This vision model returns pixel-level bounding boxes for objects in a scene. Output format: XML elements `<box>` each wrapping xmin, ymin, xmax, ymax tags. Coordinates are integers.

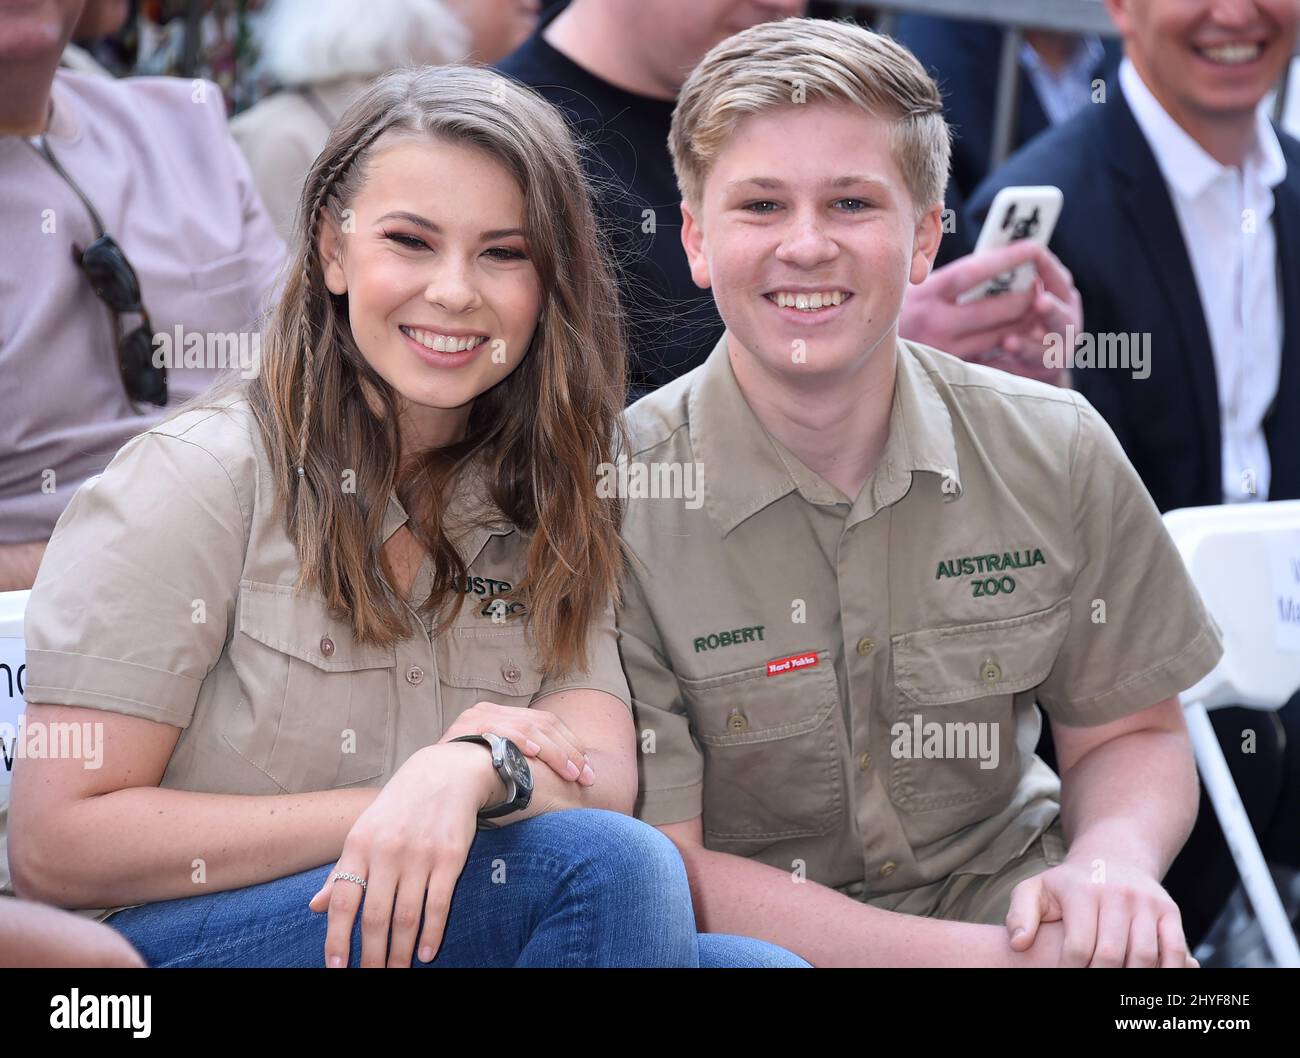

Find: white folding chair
<box><xmin>1163</xmin><ymin>500</ymin><xmax>1300</xmax><ymax>967</ymax></box>
<box><xmin>0</xmin><ymin>590</ymin><xmax>30</xmax><ymax>792</ymax></box>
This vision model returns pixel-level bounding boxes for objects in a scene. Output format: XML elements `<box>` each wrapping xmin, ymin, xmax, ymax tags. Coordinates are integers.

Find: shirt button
<box><xmin>859</xmin><ymin>751</ymin><xmax>872</xmax><ymax>771</ymax></box>
<box><xmin>502</xmin><ymin>663</ymin><xmax>522</xmax><ymax>685</ymax></box>
<box><xmin>879</xmin><ymin>860</ymin><xmax>897</xmax><ymax>877</ymax></box>
<box><xmin>319</xmin><ymin>636</ymin><xmax>335</xmax><ymax>658</ymax></box>
<box><xmin>856</xmin><ymin>636</ymin><xmax>875</xmax><ymax>656</ymax></box>
<box><xmin>406</xmin><ymin>665</ymin><xmax>424</xmax><ymax>686</ymax></box>
<box><xmin>981</xmin><ymin>659</ymin><xmax>1002</xmax><ymax>682</ymax></box>
<box><xmin>727</xmin><ymin>710</ymin><xmax>749</xmax><ymax>733</ymax></box>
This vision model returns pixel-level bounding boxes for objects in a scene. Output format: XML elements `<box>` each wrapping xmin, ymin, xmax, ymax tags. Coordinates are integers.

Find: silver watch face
<box><xmin>503</xmin><ymin>738</ymin><xmax>533</xmax><ymax>793</ymax></box>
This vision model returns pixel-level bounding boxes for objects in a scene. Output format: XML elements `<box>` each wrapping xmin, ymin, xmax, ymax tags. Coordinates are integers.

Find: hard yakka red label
<box><xmin>766</xmin><ymin>651</ymin><xmax>819</xmax><ymax>677</ymax></box>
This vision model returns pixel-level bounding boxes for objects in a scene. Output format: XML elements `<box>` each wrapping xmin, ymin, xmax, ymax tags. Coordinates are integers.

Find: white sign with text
<box><xmin>1271</xmin><ymin>531</ymin><xmax>1300</xmax><ymax>655</ymax></box>
<box><xmin>0</xmin><ymin>636</ymin><xmax>25</xmax><ymax>787</ymax></box>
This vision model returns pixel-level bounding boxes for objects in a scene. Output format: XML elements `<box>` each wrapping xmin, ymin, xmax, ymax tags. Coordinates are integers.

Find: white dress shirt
<box><xmin>1120</xmin><ymin>57</ymin><xmax>1286</xmax><ymax>503</ymax></box>
<box><xmin>1019</xmin><ymin>35</ymin><xmax>1106</xmax><ymax>127</ymax></box>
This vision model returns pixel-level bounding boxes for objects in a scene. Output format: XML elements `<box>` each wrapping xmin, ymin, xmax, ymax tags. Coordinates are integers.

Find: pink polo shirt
<box><xmin>0</xmin><ymin>68</ymin><xmax>285</xmax><ymax>544</ymax></box>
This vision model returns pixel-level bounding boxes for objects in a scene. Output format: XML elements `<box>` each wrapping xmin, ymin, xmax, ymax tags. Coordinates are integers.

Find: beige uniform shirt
<box><xmin>618</xmin><ymin>334</ymin><xmax>1222</xmax><ymax>898</ymax></box>
<box><xmin>0</xmin><ymin>395</ymin><xmax>629</xmax><ymax>920</ymax></box>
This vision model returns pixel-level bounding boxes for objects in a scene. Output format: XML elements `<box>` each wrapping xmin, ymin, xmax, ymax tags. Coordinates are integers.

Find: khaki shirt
<box><xmin>617</xmin><ymin>334</ymin><xmax>1222</xmax><ymax>897</ymax></box>
<box><xmin>0</xmin><ymin>395</ymin><xmax>629</xmax><ymax>920</ymax></box>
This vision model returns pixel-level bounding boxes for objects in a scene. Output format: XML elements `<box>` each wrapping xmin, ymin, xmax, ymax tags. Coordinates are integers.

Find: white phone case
<box><xmin>956</xmin><ymin>185</ymin><xmax>1064</xmax><ymax>305</ymax></box>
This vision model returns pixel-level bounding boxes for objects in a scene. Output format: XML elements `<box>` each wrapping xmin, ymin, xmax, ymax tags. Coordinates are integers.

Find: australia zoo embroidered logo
<box><xmin>935</xmin><ymin>548</ymin><xmax>1046</xmax><ymax>597</ymax></box>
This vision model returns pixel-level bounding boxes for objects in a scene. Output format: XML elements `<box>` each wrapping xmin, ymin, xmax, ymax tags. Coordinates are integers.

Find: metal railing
<box><xmin>867</xmin><ymin>0</ymin><xmax>1116</xmax><ymax>35</ymax></box>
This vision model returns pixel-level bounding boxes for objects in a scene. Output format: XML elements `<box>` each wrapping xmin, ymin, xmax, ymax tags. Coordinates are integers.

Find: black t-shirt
<box><xmin>496</xmin><ymin>20</ymin><xmax>724</xmax><ymax>400</ymax></box>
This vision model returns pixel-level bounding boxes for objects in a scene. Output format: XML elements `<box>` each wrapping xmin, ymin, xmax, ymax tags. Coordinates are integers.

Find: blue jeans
<box><xmin>107</xmin><ymin>808</ymin><xmax>808</xmax><ymax>968</ymax></box>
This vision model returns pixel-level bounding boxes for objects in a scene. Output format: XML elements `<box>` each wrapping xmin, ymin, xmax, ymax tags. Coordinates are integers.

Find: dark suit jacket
<box><xmin>967</xmin><ymin>80</ymin><xmax>1300</xmax><ymax>512</ymax></box>
<box><xmin>895</xmin><ymin>15</ymin><xmax>1119</xmax><ymax>265</ymax></box>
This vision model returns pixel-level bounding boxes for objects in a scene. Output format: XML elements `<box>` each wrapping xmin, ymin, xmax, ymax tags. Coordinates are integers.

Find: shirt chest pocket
<box><xmin>435</xmin><ymin>626</ymin><xmax>544</xmax><ymax>728</ymax></box>
<box><xmin>681</xmin><ymin>651</ymin><xmax>846</xmax><ymax>851</ymax></box>
<box><xmin>888</xmin><ymin>599</ymin><xmax>1070</xmax><ymax>840</ymax></box>
<box><xmin>226</xmin><ymin>582</ymin><xmax>396</xmax><ymax>792</ymax></box>
<box><xmin>169</xmin><ymin>252</ymin><xmax>262</xmax><ymax>330</ymax></box>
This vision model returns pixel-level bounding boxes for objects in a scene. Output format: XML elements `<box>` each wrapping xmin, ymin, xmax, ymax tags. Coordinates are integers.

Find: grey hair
<box><xmin>256</xmin><ymin>0</ymin><xmax>472</xmax><ymax>87</ymax></box>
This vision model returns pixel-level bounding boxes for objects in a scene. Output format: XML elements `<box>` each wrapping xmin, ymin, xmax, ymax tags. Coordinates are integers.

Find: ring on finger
<box><xmin>333</xmin><ymin>871</ymin><xmax>368</xmax><ymax>890</ymax></box>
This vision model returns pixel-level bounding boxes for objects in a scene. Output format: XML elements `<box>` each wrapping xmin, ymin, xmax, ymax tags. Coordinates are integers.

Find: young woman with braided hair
<box><xmin>5</xmin><ymin>64</ymin><xmax>807</xmax><ymax>968</ymax></box>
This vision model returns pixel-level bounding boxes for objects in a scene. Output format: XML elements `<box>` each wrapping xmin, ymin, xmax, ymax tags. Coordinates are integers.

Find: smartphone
<box><xmin>956</xmin><ymin>185</ymin><xmax>1064</xmax><ymax>305</ymax></box>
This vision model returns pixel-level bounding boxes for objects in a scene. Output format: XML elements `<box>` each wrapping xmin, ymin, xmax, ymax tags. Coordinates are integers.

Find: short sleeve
<box><xmin>616</xmin><ymin>564</ymin><xmax>704</xmax><ymax>825</ymax></box>
<box><xmin>534</xmin><ymin>597</ymin><xmax>632</xmax><ymax>712</ymax></box>
<box><xmin>1035</xmin><ymin>394</ymin><xmax>1223</xmax><ymax>725</ymax></box>
<box><xmin>23</xmin><ymin>427</ymin><xmax>249</xmax><ymax>727</ymax></box>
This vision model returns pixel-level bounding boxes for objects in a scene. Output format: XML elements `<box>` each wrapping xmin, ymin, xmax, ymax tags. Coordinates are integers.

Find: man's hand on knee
<box><xmin>1004</xmin><ymin>860</ymin><xmax>1197</xmax><ymax>968</ymax></box>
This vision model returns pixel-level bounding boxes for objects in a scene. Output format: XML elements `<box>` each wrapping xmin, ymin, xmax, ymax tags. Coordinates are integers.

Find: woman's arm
<box><xmin>10</xmin><ymin>689</ymin><xmax>633</xmax><ymax>912</ymax></box>
<box><xmin>8</xmin><ymin>702</ymin><xmax>382</xmax><ymax>909</ymax></box>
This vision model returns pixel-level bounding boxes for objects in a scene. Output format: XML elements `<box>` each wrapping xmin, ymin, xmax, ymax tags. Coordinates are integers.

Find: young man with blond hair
<box><xmin>617</xmin><ymin>17</ymin><xmax>1222</xmax><ymax>968</ymax></box>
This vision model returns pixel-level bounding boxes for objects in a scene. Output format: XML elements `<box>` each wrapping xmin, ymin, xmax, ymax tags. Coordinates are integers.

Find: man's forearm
<box><xmin>670</xmin><ymin>839</ymin><xmax>1035</xmax><ymax>967</ymax></box>
<box><xmin>0</xmin><ymin>540</ymin><xmax>46</xmax><ymax>591</ymax></box>
<box><xmin>0</xmin><ymin>897</ymin><xmax>145</xmax><ymax>967</ymax></box>
<box><xmin>492</xmin><ymin>692</ymin><xmax>639</xmax><ymax>824</ymax></box>
<box><xmin>1058</xmin><ymin>728</ymin><xmax>1198</xmax><ymax>879</ymax></box>
<box><xmin>493</xmin><ymin>741</ymin><xmax>636</xmax><ymax>824</ymax></box>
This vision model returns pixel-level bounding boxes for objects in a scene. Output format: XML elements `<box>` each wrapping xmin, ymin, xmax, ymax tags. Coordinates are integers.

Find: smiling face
<box><xmin>1109</xmin><ymin>0</ymin><xmax>1299</xmax><ymax>120</ymax></box>
<box><xmin>319</xmin><ymin>135</ymin><xmax>543</xmax><ymax>452</ymax></box>
<box><xmin>681</xmin><ymin>100</ymin><xmax>942</xmax><ymax>386</ymax></box>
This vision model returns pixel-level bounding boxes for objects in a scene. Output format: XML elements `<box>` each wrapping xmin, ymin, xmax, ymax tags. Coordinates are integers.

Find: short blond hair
<box><xmin>670</xmin><ymin>18</ymin><xmax>951</xmax><ymax>216</ymax></box>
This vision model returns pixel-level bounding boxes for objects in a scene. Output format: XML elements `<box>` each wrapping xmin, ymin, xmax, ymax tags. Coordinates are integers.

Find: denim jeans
<box><xmin>106</xmin><ymin>808</ymin><xmax>808</xmax><ymax>968</ymax></box>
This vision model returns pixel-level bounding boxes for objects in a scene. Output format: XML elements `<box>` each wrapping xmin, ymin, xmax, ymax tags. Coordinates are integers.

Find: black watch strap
<box><xmin>449</xmin><ymin>734</ymin><xmax>527</xmax><ymax>818</ymax></box>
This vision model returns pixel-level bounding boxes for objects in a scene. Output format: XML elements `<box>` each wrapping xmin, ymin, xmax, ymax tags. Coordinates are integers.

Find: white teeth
<box><xmin>400</xmin><ymin>325</ymin><xmax>488</xmax><ymax>353</ymax></box>
<box><xmin>1199</xmin><ymin>42</ymin><xmax>1261</xmax><ymax>65</ymax></box>
<box><xmin>771</xmin><ymin>290</ymin><xmax>847</xmax><ymax>311</ymax></box>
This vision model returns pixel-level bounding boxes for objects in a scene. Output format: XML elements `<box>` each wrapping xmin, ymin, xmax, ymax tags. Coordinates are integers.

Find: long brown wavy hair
<box><xmin>246</xmin><ymin>65</ymin><xmax>627</xmax><ymax>675</ymax></box>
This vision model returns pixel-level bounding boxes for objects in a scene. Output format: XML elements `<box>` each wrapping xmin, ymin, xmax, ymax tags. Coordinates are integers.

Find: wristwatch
<box><xmin>449</xmin><ymin>733</ymin><xmax>534</xmax><ymax>820</ymax></box>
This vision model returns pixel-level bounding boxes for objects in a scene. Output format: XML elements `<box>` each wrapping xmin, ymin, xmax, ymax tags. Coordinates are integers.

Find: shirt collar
<box><xmin>1019</xmin><ymin>34</ymin><xmax>1106</xmax><ymax>86</ymax></box>
<box><xmin>874</xmin><ymin>338</ymin><xmax>964</xmax><ymax>511</ymax></box>
<box><xmin>690</xmin><ymin>333</ymin><xmax>799</xmax><ymax>535</ymax></box>
<box><xmin>1120</xmin><ymin>56</ymin><xmax>1287</xmax><ymax>199</ymax></box>
<box><xmin>380</xmin><ymin>457</ymin><xmax>514</xmax><ymax>567</ymax></box>
<box><xmin>19</xmin><ymin>70</ymin><xmax>82</xmax><ymax>148</ymax></box>
<box><xmin>691</xmin><ymin>333</ymin><xmax>962</xmax><ymax>536</ymax></box>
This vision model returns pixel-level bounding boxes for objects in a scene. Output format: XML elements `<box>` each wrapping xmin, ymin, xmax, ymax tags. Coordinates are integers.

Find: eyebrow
<box><xmin>376</xmin><ymin>210</ymin><xmax>526</xmax><ymax>241</ymax></box>
<box><xmin>724</xmin><ymin>175</ymin><xmax>891</xmax><ymax>192</ymax></box>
